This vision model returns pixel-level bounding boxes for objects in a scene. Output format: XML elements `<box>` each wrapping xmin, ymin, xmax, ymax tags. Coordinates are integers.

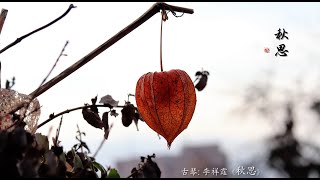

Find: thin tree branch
<box><xmin>0</xmin><ymin>9</ymin><xmax>8</xmax><ymax>36</ymax></box>
<box><xmin>4</xmin><ymin>41</ymin><xmax>69</xmax><ymax>130</ymax></box>
<box><xmin>0</xmin><ymin>4</ymin><xmax>76</xmax><ymax>54</ymax></box>
<box><xmin>29</xmin><ymin>40</ymin><xmax>68</xmax><ymax>104</ymax></box>
<box><xmin>38</xmin><ymin>41</ymin><xmax>69</xmax><ymax>92</ymax></box>
<box><xmin>37</xmin><ymin>104</ymin><xmax>125</xmax><ymax>130</ymax></box>
<box><xmin>28</xmin><ymin>2</ymin><xmax>194</xmax><ymax>99</ymax></box>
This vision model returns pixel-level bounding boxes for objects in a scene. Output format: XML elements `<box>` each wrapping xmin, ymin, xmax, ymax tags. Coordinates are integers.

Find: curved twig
<box><xmin>0</xmin><ymin>4</ymin><xmax>76</xmax><ymax>54</ymax></box>
<box><xmin>36</xmin><ymin>104</ymin><xmax>124</xmax><ymax>130</ymax></box>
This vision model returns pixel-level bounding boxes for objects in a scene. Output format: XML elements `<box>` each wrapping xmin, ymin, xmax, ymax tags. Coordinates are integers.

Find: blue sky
<box><xmin>1</xmin><ymin>2</ymin><xmax>320</xmax><ymax>170</ymax></box>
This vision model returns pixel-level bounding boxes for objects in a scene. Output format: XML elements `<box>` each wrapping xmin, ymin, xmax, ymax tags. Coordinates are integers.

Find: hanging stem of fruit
<box><xmin>160</xmin><ymin>9</ymin><xmax>165</xmax><ymax>72</ymax></box>
<box><xmin>160</xmin><ymin>9</ymin><xmax>169</xmax><ymax>72</ymax></box>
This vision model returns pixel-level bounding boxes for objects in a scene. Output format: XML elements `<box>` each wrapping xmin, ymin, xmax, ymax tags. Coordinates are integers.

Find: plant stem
<box><xmin>160</xmin><ymin>11</ymin><xmax>164</xmax><ymax>72</ymax></box>
<box><xmin>36</xmin><ymin>104</ymin><xmax>124</xmax><ymax>130</ymax></box>
<box><xmin>77</xmin><ymin>124</ymin><xmax>83</xmax><ymax>153</ymax></box>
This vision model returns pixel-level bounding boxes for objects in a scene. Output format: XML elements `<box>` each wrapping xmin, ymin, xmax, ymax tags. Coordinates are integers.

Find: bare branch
<box><xmin>31</xmin><ymin>40</ymin><xmax>69</xmax><ymax>101</ymax></box>
<box><xmin>28</xmin><ymin>2</ymin><xmax>194</xmax><ymax>99</ymax></box>
<box><xmin>0</xmin><ymin>4</ymin><xmax>76</xmax><ymax>54</ymax></box>
<box><xmin>5</xmin><ymin>41</ymin><xmax>69</xmax><ymax>130</ymax></box>
<box><xmin>37</xmin><ymin>104</ymin><xmax>124</xmax><ymax>130</ymax></box>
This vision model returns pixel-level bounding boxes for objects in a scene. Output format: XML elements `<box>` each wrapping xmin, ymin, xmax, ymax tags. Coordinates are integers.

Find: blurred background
<box><xmin>1</xmin><ymin>2</ymin><xmax>320</xmax><ymax>178</ymax></box>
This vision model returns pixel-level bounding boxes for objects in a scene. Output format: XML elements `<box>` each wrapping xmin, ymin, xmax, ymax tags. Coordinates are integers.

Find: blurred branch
<box><xmin>37</xmin><ymin>104</ymin><xmax>124</xmax><ymax>130</ymax></box>
<box><xmin>28</xmin><ymin>2</ymin><xmax>194</xmax><ymax>99</ymax></box>
<box><xmin>0</xmin><ymin>9</ymin><xmax>8</xmax><ymax>36</ymax></box>
<box><xmin>93</xmin><ymin>137</ymin><xmax>106</xmax><ymax>158</ymax></box>
<box><xmin>0</xmin><ymin>4</ymin><xmax>76</xmax><ymax>54</ymax></box>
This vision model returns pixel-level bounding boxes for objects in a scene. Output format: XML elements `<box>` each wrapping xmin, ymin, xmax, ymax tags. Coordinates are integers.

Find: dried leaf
<box><xmin>135</xmin><ymin>111</ymin><xmax>144</xmax><ymax>122</ymax></box>
<box><xmin>131</xmin><ymin>167</ymin><xmax>144</xmax><ymax>178</ymax></box>
<box><xmin>102</xmin><ymin>112</ymin><xmax>109</xmax><ymax>131</ymax></box>
<box><xmin>91</xmin><ymin>96</ymin><xmax>98</xmax><ymax>105</ymax></box>
<box><xmin>143</xmin><ymin>156</ymin><xmax>161</xmax><ymax>178</ymax></box>
<box><xmin>194</xmin><ymin>70</ymin><xmax>210</xmax><ymax>91</ymax></box>
<box><xmin>91</xmin><ymin>96</ymin><xmax>99</xmax><ymax>114</ymax></box>
<box><xmin>81</xmin><ymin>107</ymin><xmax>103</xmax><ymax>129</ymax></box>
<box><xmin>195</xmin><ymin>74</ymin><xmax>208</xmax><ymax>91</ymax></box>
<box><xmin>121</xmin><ymin>103</ymin><xmax>135</xmax><ymax>127</ymax></box>
<box><xmin>110</xmin><ymin>109</ymin><xmax>119</xmax><ymax>117</ymax></box>
<box><xmin>99</xmin><ymin>95</ymin><xmax>119</xmax><ymax>107</ymax></box>
<box><xmin>195</xmin><ymin>71</ymin><xmax>202</xmax><ymax>76</ymax></box>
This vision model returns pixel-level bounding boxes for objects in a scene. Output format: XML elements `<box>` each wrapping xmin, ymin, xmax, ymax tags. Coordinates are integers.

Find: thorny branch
<box><xmin>0</xmin><ymin>4</ymin><xmax>75</xmax><ymax>54</ymax></box>
<box><xmin>37</xmin><ymin>104</ymin><xmax>125</xmax><ymax>129</ymax></box>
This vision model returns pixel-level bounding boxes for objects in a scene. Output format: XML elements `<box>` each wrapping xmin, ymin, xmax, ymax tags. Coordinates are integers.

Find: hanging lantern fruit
<box><xmin>135</xmin><ymin>69</ymin><xmax>196</xmax><ymax>148</ymax></box>
<box><xmin>135</xmin><ymin>10</ymin><xmax>196</xmax><ymax>148</ymax></box>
